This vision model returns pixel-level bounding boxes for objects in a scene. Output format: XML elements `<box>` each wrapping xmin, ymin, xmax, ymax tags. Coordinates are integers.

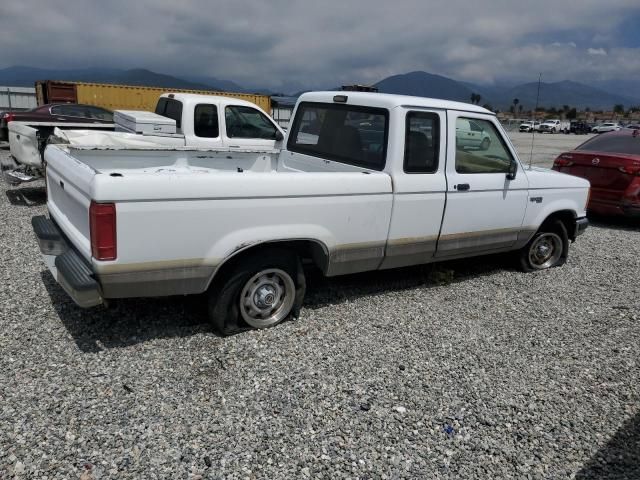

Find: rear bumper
<box><xmin>589</xmin><ymin>197</ymin><xmax>640</xmax><ymax>218</ymax></box>
<box><xmin>32</xmin><ymin>215</ymin><xmax>103</xmax><ymax>308</ymax></box>
<box><xmin>621</xmin><ymin>202</ymin><xmax>640</xmax><ymax>218</ymax></box>
<box><xmin>575</xmin><ymin>217</ymin><xmax>589</xmax><ymax>237</ymax></box>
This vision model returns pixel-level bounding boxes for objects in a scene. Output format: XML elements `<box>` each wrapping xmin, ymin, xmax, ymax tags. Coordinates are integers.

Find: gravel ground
<box><xmin>0</xmin><ymin>140</ymin><xmax>639</xmax><ymax>479</ymax></box>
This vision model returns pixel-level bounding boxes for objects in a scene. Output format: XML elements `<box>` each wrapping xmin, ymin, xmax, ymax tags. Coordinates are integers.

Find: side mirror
<box><xmin>506</xmin><ymin>159</ymin><xmax>518</xmax><ymax>180</ymax></box>
<box><xmin>275</xmin><ymin>130</ymin><xmax>284</xmax><ymax>142</ymax></box>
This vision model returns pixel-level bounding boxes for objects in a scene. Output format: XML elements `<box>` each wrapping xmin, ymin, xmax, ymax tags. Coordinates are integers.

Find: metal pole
<box><xmin>529</xmin><ymin>73</ymin><xmax>542</xmax><ymax>169</ymax></box>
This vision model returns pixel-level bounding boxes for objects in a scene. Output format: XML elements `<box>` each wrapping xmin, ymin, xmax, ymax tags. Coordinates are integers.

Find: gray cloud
<box><xmin>0</xmin><ymin>0</ymin><xmax>638</xmax><ymax>89</ymax></box>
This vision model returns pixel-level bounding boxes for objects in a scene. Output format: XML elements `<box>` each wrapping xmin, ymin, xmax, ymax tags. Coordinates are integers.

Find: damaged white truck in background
<box><xmin>3</xmin><ymin>93</ymin><xmax>283</xmax><ymax>184</ymax></box>
<box><xmin>32</xmin><ymin>91</ymin><xmax>590</xmax><ymax>335</ymax></box>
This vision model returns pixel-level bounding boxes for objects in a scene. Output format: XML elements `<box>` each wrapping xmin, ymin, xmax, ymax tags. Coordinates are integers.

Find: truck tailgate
<box><xmin>45</xmin><ymin>145</ymin><xmax>96</xmax><ymax>261</ymax></box>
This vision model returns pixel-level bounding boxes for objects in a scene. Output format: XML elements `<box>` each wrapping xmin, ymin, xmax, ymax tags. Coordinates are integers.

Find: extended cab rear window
<box><xmin>576</xmin><ymin>134</ymin><xmax>640</xmax><ymax>155</ymax></box>
<box><xmin>287</xmin><ymin>102</ymin><xmax>389</xmax><ymax>170</ymax></box>
<box><xmin>405</xmin><ymin>112</ymin><xmax>440</xmax><ymax>173</ymax></box>
<box><xmin>194</xmin><ymin>104</ymin><xmax>219</xmax><ymax>138</ymax></box>
<box><xmin>155</xmin><ymin>97</ymin><xmax>183</xmax><ymax>130</ymax></box>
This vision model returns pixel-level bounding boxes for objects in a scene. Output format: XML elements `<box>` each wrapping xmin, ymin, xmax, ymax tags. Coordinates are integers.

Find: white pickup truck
<box><xmin>519</xmin><ymin>121</ymin><xmax>540</xmax><ymax>133</ymax></box>
<box><xmin>5</xmin><ymin>93</ymin><xmax>283</xmax><ymax>184</ymax></box>
<box><xmin>538</xmin><ymin>119</ymin><xmax>570</xmax><ymax>134</ymax></box>
<box><xmin>32</xmin><ymin>91</ymin><xmax>590</xmax><ymax>335</ymax></box>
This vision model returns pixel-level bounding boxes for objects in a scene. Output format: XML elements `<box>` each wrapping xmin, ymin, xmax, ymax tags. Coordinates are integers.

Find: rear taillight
<box><xmin>3</xmin><ymin>113</ymin><xmax>15</xmax><ymax>123</ymax></box>
<box><xmin>89</xmin><ymin>201</ymin><xmax>117</xmax><ymax>261</ymax></box>
<box><xmin>618</xmin><ymin>165</ymin><xmax>640</xmax><ymax>176</ymax></box>
<box><xmin>553</xmin><ymin>155</ymin><xmax>574</xmax><ymax>168</ymax></box>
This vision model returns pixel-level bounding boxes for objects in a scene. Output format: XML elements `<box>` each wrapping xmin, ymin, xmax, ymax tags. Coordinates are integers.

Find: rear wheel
<box><xmin>208</xmin><ymin>248</ymin><xmax>306</xmax><ymax>335</ymax></box>
<box><xmin>518</xmin><ymin>220</ymin><xmax>568</xmax><ymax>272</ymax></box>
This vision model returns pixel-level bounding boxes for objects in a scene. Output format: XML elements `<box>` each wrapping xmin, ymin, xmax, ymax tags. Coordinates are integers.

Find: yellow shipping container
<box><xmin>36</xmin><ymin>80</ymin><xmax>271</xmax><ymax>113</ymax></box>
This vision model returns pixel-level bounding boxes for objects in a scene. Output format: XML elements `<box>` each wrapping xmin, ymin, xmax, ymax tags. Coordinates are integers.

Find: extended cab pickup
<box><xmin>539</xmin><ymin>119</ymin><xmax>570</xmax><ymax>134</ymax></box>
<box><xmin>33</xmin><ymin>91</ymin><xmax>590</xmax><ymax>335</ymax></box>
<box><xmin>4</xmin><ymin>93</ymin><xmax>283</xmax><ymax>184</ymax></box>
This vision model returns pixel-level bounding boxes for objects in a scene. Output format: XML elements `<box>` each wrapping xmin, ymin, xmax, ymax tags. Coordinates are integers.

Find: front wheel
<box><xmin>208</xmin><ymin>248</ymin><xmax>306</xmax><ymax>335</ymax></box>
<box><xmin>518</xmin><ymin>220</ymin><xmax>568</xmax><ymax>272</ymax></box>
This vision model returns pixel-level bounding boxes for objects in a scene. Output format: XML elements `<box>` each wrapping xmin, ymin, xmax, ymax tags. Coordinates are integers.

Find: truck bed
<box><xmin>44</xmin><ymin>144</ymin><xmax>393</xmax><ymax>294</ymax></box>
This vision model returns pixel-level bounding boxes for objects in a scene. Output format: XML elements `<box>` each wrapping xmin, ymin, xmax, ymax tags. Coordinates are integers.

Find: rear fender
<box><xmin>204</xmin><ymin>225</ymin><xmax>334</xmax><ymax>287</ymax></box>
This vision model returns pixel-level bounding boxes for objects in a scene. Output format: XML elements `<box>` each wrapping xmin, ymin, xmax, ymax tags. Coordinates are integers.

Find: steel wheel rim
<box><xmin>528</xmin><ymin>232</ymin><xmax>562</xmax><ymax>269</ymax></box>
<box><xmin>239</xmin><ymin>268</ymin><xmax>295</xmax><ymax>328</ymax></box>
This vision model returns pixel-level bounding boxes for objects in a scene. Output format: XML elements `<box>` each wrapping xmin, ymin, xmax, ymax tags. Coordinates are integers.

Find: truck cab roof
<box><xmin>298</xmin><ymin>91</ymin><xmax>495</xmax><ymax>115</ymax></box>
<box><xmin>160</xmin><ymin>93</ymin><xmax>265</xmax><ymax>110</ymax></box>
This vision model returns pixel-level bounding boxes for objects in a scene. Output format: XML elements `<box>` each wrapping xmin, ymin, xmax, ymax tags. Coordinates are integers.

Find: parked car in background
<box><xmin>553</xmin><ymin>129</ymin><xmax>640</xmax><ymax>217</ymax></box>
<box><xmin>456</xmin><ymin>118</ymin><xmax>492</xmax><ymax>150</ymax></box>
<box><xmin>3</xmin><ymin>103</ymin><xmax>113</xmax><ymax>125</ymax></box>
<box><xmin>626</xmin><ymin>124</ymin><xmax>640</xmax><ymax>130</ymax></box>
<box><xmin>539</xmin><ymin>119</ymin><xmax>570</xmax><ymax>134</ymax></box>
<box><xmin>569</xmin><ymin>120</ymin><xmax>591</xmax><ymax>135</ymax></box>
<box><xmin>592</xmin><ymin>122</ymin><xmax>621</xmax><ymax>133</ymax></box>
<box><xmin>519</xmin><ymin>121</ymin><xmax>540</xmax><ymax>133</ymax></box>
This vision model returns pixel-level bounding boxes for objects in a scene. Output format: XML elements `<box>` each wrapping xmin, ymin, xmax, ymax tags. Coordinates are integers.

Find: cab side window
<box><xmin>194</xmin><ymin>104</ymin><xmax>219</xmax><ymax>138</ymax></box>
<box><xmin>225</xmin><ymin>105</ymin><xmax>277</xmax><ymax>139</ymax></box>
<box><xmin>404</xmin><ymin>112</ymin><xmax>439</xmax><ymax>173</ymax></box>
<box><xmin>455</xmin><ymin>117</ymin><xmax>513</xmax><ymax>174</ymax></box>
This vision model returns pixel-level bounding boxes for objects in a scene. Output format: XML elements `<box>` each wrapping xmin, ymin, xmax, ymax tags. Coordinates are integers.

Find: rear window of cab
<box><xmin>287</xmin><ymin>102</ymin><xmax>389</xmax><ymax>170</ymax></box>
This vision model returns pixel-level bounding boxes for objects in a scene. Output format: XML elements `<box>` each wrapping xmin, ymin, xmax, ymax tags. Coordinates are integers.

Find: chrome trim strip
<box><xmin>99</xmin><ymin>265</ymin><xmax>215</xmax><ymax>297</ymax></box>
<box><xmin>113</xmin><ymin>192</ymin><xmax>393</xmax><ymax>203</ymax></box>
<box><xmin>435</xmin><ymin>227</ymin><xmax>524</xmax><ymax>256</ymax></box>
<box><xmin>385</xmin><ymin>236</ymin><xmax>438</xmax><ymax>256</ymax></box>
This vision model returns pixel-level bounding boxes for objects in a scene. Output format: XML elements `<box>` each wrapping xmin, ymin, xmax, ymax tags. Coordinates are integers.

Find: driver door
<box><xmin>436</xmin><ymin>113</ymin><xmax>529</xmax><ymax>258</ymax></box>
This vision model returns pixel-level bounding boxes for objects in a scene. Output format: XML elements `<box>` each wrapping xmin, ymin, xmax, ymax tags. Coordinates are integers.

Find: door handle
<box><xmin>455</xmin><ymin>183</ymin><xmax>470</xmax><ymax>191</ymax></box>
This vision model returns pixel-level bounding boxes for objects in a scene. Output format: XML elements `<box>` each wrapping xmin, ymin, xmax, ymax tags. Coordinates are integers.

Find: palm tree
<box><xmin>513</xmin><ymin>98</ymin><xmax>519</xmax><ymax>114</ymax></box>
<box><xmin>470</xmin><ymin>93</ymin><xmax>481</xmax><ymax>105</ymax></box>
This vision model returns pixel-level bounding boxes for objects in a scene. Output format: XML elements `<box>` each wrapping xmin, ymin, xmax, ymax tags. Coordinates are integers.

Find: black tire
<box><xmin>207</xmin><ymin>248</ymin><xmax>306</xmax><ymax>335</ymax></box>
<box><xmin>517</xmin><ymin>219</ymin><xmax>569</xmax><ymax>272</ymax></box>
<box><xmin>480</xmin><ymin>137</ymin><xmax>491</xmax><ymax>150</ymax></box>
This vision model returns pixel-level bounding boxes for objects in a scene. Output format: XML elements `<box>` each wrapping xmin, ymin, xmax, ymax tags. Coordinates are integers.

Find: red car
<box><xmin>1</xmin><ymin>103</ymin><xmax>113</xmax><ymax>140</ymax></box>
<box><xmin>552</xmin><ymin>129</ymin><xmax>640</xmax><ymax>217</ymax></box>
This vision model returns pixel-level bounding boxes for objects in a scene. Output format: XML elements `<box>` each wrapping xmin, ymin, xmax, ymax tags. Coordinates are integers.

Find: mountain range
<box><xmin>0</xmin><ymin>65</ymin><xmax>637</xmax><ymax>111</ymax></box>
<box><xmin>0</xmin><ymin>66</ymin><xmax>241</xmax><ymax>93</ymax></box>
<box><xmin>375</xmin><ymin>71</ymin><xmax>639</xmax><ymax>111</ymax></box>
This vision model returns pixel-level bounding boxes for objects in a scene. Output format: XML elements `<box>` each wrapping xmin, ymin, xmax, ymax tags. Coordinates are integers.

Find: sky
<box><xmin>1</xmin><ymin>0</ymin><xmax>639</xmax><ymax>90</ymax></box>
